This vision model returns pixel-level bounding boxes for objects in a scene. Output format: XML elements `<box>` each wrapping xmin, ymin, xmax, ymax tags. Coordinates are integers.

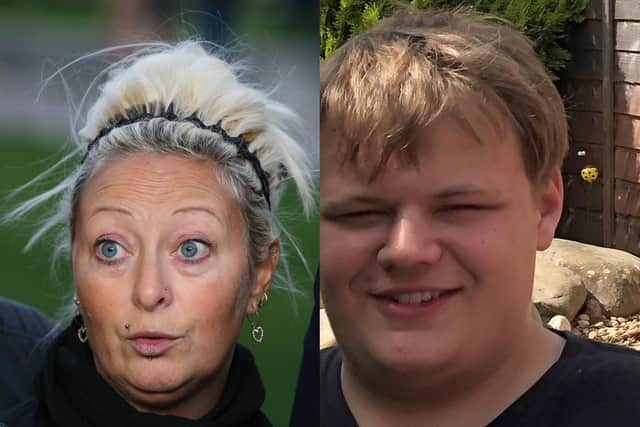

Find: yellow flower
<box><xmin>580</xmin><ymin>166</ymin><xmax>599</xmax><ymax>183</ymax></box>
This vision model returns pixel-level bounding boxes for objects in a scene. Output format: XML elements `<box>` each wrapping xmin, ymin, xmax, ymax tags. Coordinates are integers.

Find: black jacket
<box><xmin>0</xmin><ymin>303</ymin><xmax>270</xmax><ymax>427</ymax></box>
<box><xmin>289</xmin><ymin>270</ymin><xmax>319</xmax><ymax>427</ymax></box>
<box><xmin>0</xmin><ymin>297</ymin><xmax>54</xmax><ymax>412</ymax></box>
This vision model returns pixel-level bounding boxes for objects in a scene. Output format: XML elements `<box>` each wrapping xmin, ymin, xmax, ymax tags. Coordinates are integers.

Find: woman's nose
<box><xmin>132</xmin><ymin>252</ymin><xmax>172</xmax><ymax>311</ymax></box>
<box><xmin>377</xmin><ymin>213</ymin><xmax>443</xmax><ymax>270</ymax></box>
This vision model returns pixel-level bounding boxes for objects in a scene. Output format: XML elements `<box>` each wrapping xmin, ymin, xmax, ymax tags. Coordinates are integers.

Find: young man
<box><xmin>320</xmin><ymin>9</ymin><xmax>640</xmax><ymax>427</ymax></box>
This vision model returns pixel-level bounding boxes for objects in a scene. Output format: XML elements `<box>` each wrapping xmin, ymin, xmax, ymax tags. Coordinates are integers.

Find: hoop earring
<box><xmin>257</xmin><ymin>292</ymin><xmax>268</xmax><ymax>310</ymax></box>
<box><xmin>248</xmin><ymin>313</ymin><xmax>264</xmax><ymax>343</ymax></box>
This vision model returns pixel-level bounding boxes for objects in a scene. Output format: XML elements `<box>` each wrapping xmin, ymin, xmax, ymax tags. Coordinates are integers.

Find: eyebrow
<box><xmin>172</xmin><ymin>206</ymin><xmax>224</xmax><ymax>225</ymax></box>
<box><xmin>433</xmin><ymin>184</ymin><xmax>497</xmax><ymax>199</ymax></box>
<box><xmin>322</xmin><ymin>185</ymin><xmax>498</xmax><ymax>212</ymax></box>
<box><xmin>87</xmin><ymin>206</ymin><xmax>224</xmax><ymax>225</ymax></box>
<box><xmin>88</xmin><ymin>206</ymin><xmax>133</xmax><ymax>219</ymax></box>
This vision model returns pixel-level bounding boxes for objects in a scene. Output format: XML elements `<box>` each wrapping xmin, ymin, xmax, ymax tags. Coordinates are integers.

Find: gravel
<box><xmin>571</xmin><ymin>312</ymin><xmax>640</xmax><ymax>351</ymax></box>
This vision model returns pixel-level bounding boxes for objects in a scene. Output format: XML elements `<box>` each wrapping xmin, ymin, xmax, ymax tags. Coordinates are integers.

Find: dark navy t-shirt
<box><xmin>321</xmin><ymin>330</ymin><xmax>640</xmax><ymax>426</ymax></box>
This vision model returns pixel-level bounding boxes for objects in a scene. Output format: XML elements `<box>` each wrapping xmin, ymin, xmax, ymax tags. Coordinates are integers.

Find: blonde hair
<box><xmin>4</xmin><ymin>41</ymin><xmax>315</xmax><ymax>313</ymax></box>
<box><xmin>321</xmin><ymin>8</ymin><xmax>568</xmax><ymax>185</ymax></box>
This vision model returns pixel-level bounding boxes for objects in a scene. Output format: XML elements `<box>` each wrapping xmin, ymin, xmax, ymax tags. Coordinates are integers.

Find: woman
<box><xmin>1</xmin><ymin>41</ymin><xmax>313</xmax><ymax>426</ymax></box>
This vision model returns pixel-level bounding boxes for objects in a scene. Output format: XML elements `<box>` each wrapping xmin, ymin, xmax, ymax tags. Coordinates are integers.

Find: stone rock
<box><xmin>621</xmin><ymin>326</ymin><xmax>640</xmax><ymax>340</ymax></box>
<box><xmin>547</xmin><ymin>315</ymin><xmax>572</xmax><ymax>332</ymax></box>
<box><xmin>538</xmin><ymin>239</ymin><xmax>640</xmax><ymax>316</ymax></box>
<box><xmin>583</xmin><ymin>297</ymin><xmax>606</xmax><ymax>323</ymax></box>
<box><xmin>533</xmin><ymin>256</ymin><xmax>586</xmax><ymax>322</ymax></box>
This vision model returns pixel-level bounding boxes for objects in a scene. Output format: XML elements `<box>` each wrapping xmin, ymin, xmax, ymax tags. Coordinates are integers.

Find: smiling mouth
<box><xmin>375</xmin><ymin>289</ymin><xmax>461</xmax><ymax>305</ymax></box>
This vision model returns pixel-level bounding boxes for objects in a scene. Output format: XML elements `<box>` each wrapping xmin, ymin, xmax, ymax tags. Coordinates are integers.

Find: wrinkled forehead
<box><xmin>321</xmin><ymin>97</ymin><xmax>518</xmax><ymax>181</ymax></box>
<box><xmin>76</xmin><ymin>153</ymin><xmax>242</xmax><ymax>226</ymax></box>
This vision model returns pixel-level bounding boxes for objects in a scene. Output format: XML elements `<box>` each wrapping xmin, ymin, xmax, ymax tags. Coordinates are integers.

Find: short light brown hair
<box><xmin>321</xmin><ymin>8</ymin><xmax>568</xmax><ymax>186</ymax></box>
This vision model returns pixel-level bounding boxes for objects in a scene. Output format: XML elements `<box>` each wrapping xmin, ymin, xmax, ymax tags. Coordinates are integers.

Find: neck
<box><xmin>341</xmin><ymin>321</ymin><xmax>565</xmax><ymax>427</ymax></box>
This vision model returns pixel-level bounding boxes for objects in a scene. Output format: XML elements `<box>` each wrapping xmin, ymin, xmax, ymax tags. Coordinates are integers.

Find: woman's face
<box><xmin>72</xmin><ymin>153</ymin><xmax>275</xmax><ymax>418</ymax></box>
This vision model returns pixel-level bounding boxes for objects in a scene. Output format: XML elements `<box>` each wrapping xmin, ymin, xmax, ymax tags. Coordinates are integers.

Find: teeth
<box><xmin>393</xmin><ymin>290</ymin><xmax>443</xmax><ymax>304</ymax></box>
<box><xmin>409</xmin><ymin>293</ymin><xmax>422</xmax><ymax>304</ymax></box>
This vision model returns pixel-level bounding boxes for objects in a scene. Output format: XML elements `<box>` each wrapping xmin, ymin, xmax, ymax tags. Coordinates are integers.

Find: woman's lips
<box><xmin>127</xmin><ymin>332</ymin><xmax>181</xmax><ymax>357</ymax></box>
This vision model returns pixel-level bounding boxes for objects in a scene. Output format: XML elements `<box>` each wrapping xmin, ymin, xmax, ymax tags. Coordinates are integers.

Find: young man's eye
<box><xmin>178</xmin><ymin>239</ymin><xmax>211</xmax><ymax>263</ymax></box>
<box><xmin>95</xmin><ymin>239</ymin><xmax>126</xmax><ymax>264</ymax></box>
<box><xmin>327</xmin><ymin>210</ymin><xmax>390</xmax><ymax>228</ymax></box>
<box><xmin>337</xmin><ymin>210</ymin><xmax>387</xmax><ymax>220</ymax></box>
<box><xmin>341</xmin><ymin>210</ymin><xmax>379</xmax><ymax>217</ymax></box>
<box><xmin>446</xmin><ymin>205</ymin><xmax>482</xmax><ymax>211</ymax></box>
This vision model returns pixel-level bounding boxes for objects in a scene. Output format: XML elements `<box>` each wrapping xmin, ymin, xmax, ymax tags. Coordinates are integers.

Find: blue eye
<box><xmin>101</xmin><ymin>242</ymin><xmax>118</xmax><ymax>258</ymax></box>
<box><xmin>96</xmin><ymin>240</ymin><xmax>125</xmax><ymax>264</ymax></box>
<box><xmin>181</xmin><ymin>241</ymin><xmax>198</xmax><ymax>257</ymax></box>
<box><xmin>179</xmin><ymin>239</ymin><xmax>209</xmax><ymax>261</ymax></box>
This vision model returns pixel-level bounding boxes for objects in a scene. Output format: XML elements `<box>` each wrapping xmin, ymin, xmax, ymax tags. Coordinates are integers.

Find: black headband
<box><xmin>81</xmin><ymin>103</ymin><xmax>272</xmax><ymax>209</ymax></box>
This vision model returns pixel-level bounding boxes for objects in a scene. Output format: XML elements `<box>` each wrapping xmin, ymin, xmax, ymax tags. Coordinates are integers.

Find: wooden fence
<box><xmin>558</xmin><ymin>0</ymin><xmax>640</xmax><ymax>255</ymax></box>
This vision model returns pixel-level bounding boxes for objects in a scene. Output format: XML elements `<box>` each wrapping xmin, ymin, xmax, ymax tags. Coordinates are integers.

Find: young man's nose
<box><xmin>377</xmin><ymin>213</ymin><xmax>443</xmax><ymax>270</ymax></box>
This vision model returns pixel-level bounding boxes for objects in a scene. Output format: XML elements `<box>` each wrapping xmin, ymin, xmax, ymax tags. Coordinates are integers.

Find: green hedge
<box><xmin>321</xmin><ymin>0</ymin><xmax>590</xmax><ymax>79</ymax></box>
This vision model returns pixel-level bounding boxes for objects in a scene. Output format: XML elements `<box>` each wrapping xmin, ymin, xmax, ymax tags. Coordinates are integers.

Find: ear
<box><xmin>246</xmin><ymin>240</ymin><xmax>280</xmax><ymax>315</ymax></box>
<box><xmin>535</xmin><ymin>168</ymin><xmax>564</xmax><ymax>251</ymax></box>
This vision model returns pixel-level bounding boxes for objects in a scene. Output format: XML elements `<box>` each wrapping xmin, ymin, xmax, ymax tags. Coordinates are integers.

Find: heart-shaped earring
<box><xmin>248</xmin><ymin>312</ymin><xmax>264</xmax><ymax>344</ymax></box>
<box><xmin>251</xmin><ymin>325</ymin><xmax>264</xmax><ymax>343</ymax></box>
<box><xmin>77</xmin><ymin>325</ymin><xmax>88</xmax><ymax>343</ymax></box>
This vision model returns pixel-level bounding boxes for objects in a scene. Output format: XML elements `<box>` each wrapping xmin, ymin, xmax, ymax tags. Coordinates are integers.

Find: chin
<box><xmin>128</xmin><ymin>391</ymin><xmax>188</xmax><ymax>413</ymax></box>
<box><xmin>109</xmin><ymin>371</ymin><xmax>192</xmax><ymax>415</ymax></box>
<box><xmin>368</xmin><ymin>331</ymin><xmax>463</xmax><ymax>375</ymax></box>
<box><xmin>379</xmin><ymin>349</ymin><xmax>452</xmax><ymax>376</ymax></box>
<box><xmin>128</xmin><ymin>365</ymin><xmax>188</xmax><ymax>394</ymax></box>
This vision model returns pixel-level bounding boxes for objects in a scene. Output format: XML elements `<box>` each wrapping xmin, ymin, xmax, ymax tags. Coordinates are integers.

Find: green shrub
<box><xmin>320</xmin><ymin>0</ymin><xmax>590</xmax><ymax>79</ymax></box>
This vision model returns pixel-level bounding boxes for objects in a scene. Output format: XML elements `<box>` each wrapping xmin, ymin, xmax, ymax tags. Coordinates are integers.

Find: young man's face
<box><xmin>320</xmin><ymin>110</ymin><xmax>563</xmax><ymax>380</ymax></box>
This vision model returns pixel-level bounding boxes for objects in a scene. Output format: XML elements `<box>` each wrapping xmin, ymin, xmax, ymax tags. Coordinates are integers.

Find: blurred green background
<box><xmin>0</xmin><ymin>1</ymin><xmax>318</xmax><ymax>426</ymax></box>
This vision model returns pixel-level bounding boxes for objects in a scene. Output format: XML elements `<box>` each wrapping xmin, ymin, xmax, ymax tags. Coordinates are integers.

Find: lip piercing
<box><xmin>125</xmin><ymin>323</ymin><xmax>130</xmax><ymax>330</ymax></box>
